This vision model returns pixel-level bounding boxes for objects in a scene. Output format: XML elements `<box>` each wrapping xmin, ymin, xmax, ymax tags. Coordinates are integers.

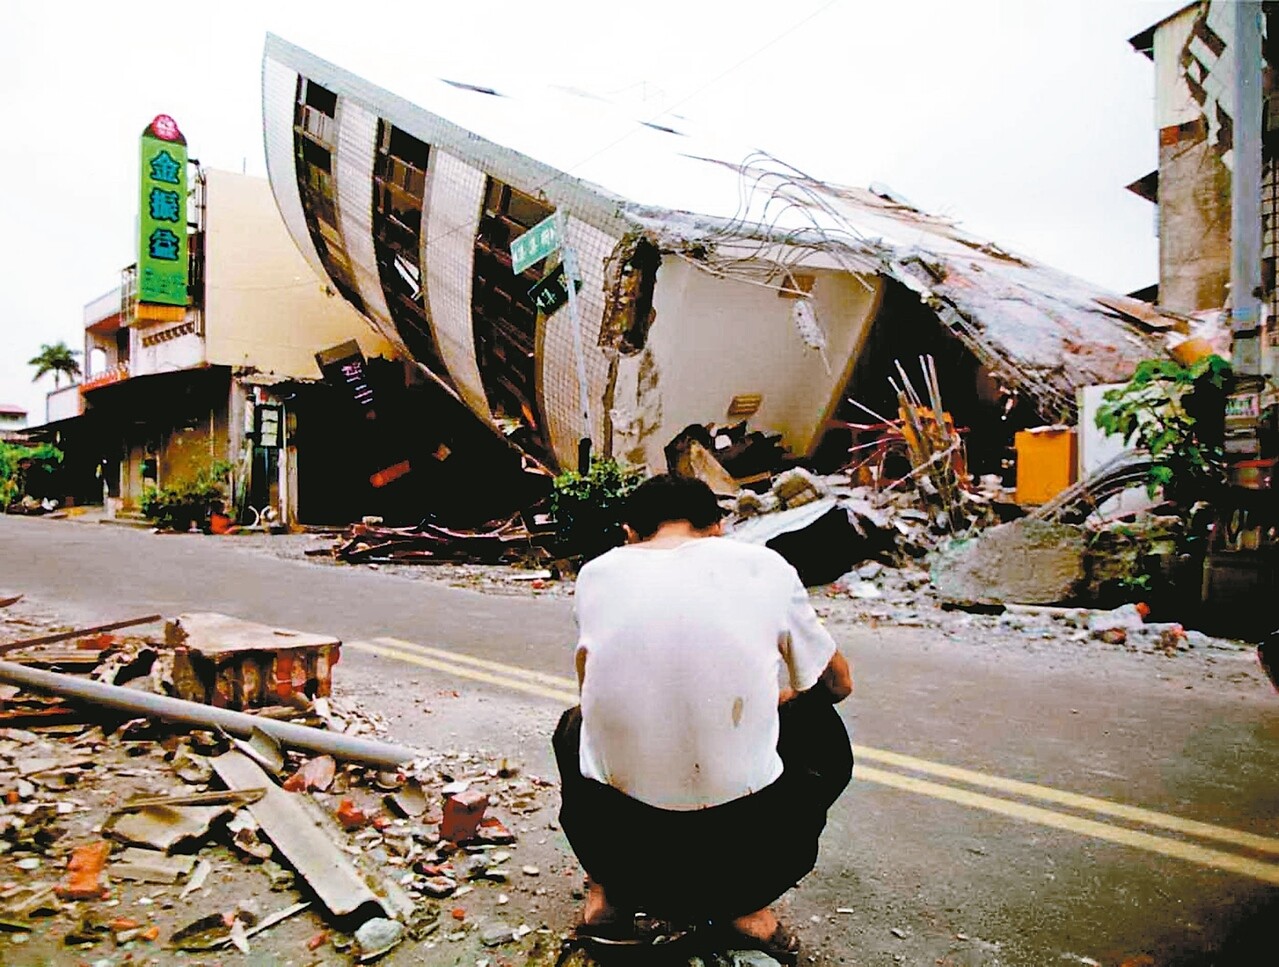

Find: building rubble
<box><xmin>0</xmin><ymin>600</ymin><xmax>568</xmax><ymax>965</ymax></box>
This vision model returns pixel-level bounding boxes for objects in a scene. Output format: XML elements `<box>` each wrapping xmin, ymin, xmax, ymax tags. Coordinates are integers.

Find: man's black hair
<box><xmin>622</xmin><ymin>474</ymin><xmax>724</xmax><ymax>540</ymax></box>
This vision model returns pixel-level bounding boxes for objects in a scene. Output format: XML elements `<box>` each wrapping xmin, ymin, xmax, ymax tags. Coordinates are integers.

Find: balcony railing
<box><xmin>81</xmin><ymin>362</ymin><xmax>130</xmax><ymax>393</ymax></box>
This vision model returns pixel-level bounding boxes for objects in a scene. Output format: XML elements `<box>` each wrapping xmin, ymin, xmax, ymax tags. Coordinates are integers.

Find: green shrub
<box><xmin>550</xmin><ymin>457</ymin><xmax>643</xmax><ymax>560</ymax></box>
<box><xmin>141</xmin><ymin>459</ymin><xmax>232</xmax><ymax>531</ymax></box>
<box><xmin>0</xmin><ymin>442</ymin><xmax>62</xmax><ymax>509</ymax></box>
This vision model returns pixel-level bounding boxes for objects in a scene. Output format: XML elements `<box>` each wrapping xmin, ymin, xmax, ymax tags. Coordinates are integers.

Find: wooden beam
<box><xmin>0</xmin><ymin>614</ymin><xmax>163</xmax><ymax>656</ymax></box>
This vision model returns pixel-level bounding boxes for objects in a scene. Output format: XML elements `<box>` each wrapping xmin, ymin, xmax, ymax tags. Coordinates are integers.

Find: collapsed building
<box><xmin>260</xmin><ymin>34</ymin><xmax>1176</xmax><ymax>488</ymax></box>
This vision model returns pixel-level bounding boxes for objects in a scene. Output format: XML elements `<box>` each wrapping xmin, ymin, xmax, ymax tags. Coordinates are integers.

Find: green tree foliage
<box><xmin>550</xmin><ymin>457</ymin><xmax>643</xmax><ymax>560</ymax></box>
<box><xmin>28</xmin><ymin>341</ymin><xmax>83</xmax><ymax>388</ymax></box>
<box><xmin>0</xmin><ymin>441</ymin><xmax>63</xmax><ymax>509</ymax></box>
<box><xmin>1095</xmin><ymin>355</ymin><xmax>1232</xmax><ymax>499</ymax></box>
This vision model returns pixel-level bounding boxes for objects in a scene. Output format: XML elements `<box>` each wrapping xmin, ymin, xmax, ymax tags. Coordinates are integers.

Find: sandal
<box><xmin>728</xmin><ymin>921</ymin><xmax>802</xmax><ymax>966</ymax></box>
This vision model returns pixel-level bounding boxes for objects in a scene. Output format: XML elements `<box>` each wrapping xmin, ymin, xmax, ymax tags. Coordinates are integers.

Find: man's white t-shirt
<box><xmin>574</xmin><ymin>537</ymin><xmax>837</xmax><ymax>811</ymax></box>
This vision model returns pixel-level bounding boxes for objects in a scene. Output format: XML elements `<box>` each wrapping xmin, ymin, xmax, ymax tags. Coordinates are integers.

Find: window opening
<box><xmin>471</xmin><ymin>177</ymin><xmax>556</xmax><ymax>464</ymax></box>
<box><xmin>370</xmin><ymin>119</ymin><xmax>450</xmax><ymax>381</ymax></box>
<box><xmin>293</xmin><ymin>77</ymin><xmax>364</xmax><ymax>312</ymax></box>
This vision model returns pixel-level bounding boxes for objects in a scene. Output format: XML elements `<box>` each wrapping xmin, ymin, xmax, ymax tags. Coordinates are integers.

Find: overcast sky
<box><xmin>0</xmin><ymin>0</ymin><xmax>1181</xmax><ymax>421</ymax></box>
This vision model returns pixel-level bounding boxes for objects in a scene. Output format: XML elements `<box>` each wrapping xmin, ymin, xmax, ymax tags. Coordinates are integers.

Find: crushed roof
<box><xmin>265</xmin><ymin>34</ymin><xmax>1173</xmax><ymax>420</ymax></box>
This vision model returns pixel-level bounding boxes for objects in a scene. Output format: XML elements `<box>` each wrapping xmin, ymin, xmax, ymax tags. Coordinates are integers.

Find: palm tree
<box><xmin>28</xmin><ymin>341</ymin><xmax>82</xmax><ymax>389</ymax></box>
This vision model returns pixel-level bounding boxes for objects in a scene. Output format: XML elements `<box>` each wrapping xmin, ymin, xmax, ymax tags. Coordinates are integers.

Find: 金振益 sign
<box><xmin>509</xmin><ymin>214</ymin><xmax>561</xmax><ymax>275</ymax></box>
<box><xmin>138</xmin><ymin>115</ymin><xmax>189</xmax><ymax>306</ymax></box>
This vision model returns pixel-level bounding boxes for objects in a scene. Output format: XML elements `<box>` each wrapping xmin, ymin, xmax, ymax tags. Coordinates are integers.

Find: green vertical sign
<box><xmin>138</xmin><ymin>115</ymin><xmax>189</xmax><ymax>306</ymax></box>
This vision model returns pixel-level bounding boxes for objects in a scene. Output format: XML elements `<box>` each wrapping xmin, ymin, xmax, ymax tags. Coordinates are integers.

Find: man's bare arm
<box><xmin>778</xmin><ymin>645</ymin><xmax>853</xmax><ymax>705</ymax></box>
<box><xmin>816</xmin><ymin>651</ymin><xmax>852</xmax><ymax>703</ymax></box>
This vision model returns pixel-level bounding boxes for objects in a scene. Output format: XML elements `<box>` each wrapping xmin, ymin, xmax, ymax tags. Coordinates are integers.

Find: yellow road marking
<box><xmin>346</xmin><ymin>640</ymin><xmax>577</xmax><ymax>705</ymax></box>
<box><xmin>349</xmin><ymin>636</ymin><xmax>1279</xmax><ymax>878</ymax></box>
<box><xmin>372</xmin><ymin>637</ymin><xmax>580</xmax><ymax>690</ymax></box>
<box><xmin>856</xmin><ymin>766</ymin><xmax>1279</xmax><ymax>886</ymax></box>
<box><xmin>852</xmin><ymin>746</ymin><xmax>1279</xmax><ymax>857</ymax></box>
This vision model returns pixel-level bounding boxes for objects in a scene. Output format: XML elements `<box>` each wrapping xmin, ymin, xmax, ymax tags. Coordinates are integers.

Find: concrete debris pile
<box><xmin>0</xmin><ymin>603</ymin><xmax>560</xmax><ymax>964</ymax></box>
<box><xmin>679</xmin><ymin>359</ymin><xmax>1008</xmax><ymax>587</ymax></box>
<box><xmin>984</xmin><ymin>602</ymin><xmax>1242</xmax><ymax>654</ymax></box>
<box><xmin>725</xmin><ymin>465</ymin><xmax>999</xmax><ymax>587</ymax></box>
<box><xmin>931</xmin><ymin>511</ymin><xmax>1192</xmax><ymax>613</ymax></box>
<box><xmin>324</xmin><ymin>514</ymin><xmax>553</xmax><ymax>567</ymax></box>
<box><xmin>666</xmin><ymin>422</ymin><xmax>791</xmax><ymax>493</ymax></box>
<box><xmin>819</xmin><ymin>560</ymin><xmax>1250</xmax><ymax>658</ymax></box>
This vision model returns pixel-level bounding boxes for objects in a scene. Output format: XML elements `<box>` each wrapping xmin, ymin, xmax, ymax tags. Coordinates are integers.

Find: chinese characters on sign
<box><xmin>529</xmin><ymin>262</ymin><xmax>583</xmax><ymax>316</ymax></box>
<box><xmin>509</xmin><ymin>214</ymin><xmax>561</xmax><ymax>275</ymax></box>
<box><xmin>138</xmin><ymin>115</ymin><xmax>189</xmax><ymax>306</ymax></box>
<box><xmin>315</xmin><ymin>340</ymin><xmax>377</xmax><ymax>420</ymax></box>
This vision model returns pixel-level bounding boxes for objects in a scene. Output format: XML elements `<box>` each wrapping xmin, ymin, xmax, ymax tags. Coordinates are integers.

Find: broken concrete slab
<box><xmin>104</xmin><ymin>801</ymin><xmax>232</xmax><ymax>852</ymax></box>
<box><xmin>210</xmin><ymin>750</ymin><xmax>388</xmax><ymax>918</ymax></box>
<box><xmin>931</xmin><ymin>519</ymin><xmax>1087</xmax><ymax>607</ymax></box>
<box><xmin>166</xmin><ymin>612</ymin><xmax>340</xmax><ymax>710</ymax></box>
<box><xmin>110</xmin><ymin>847</ymin><xmax>196</xmax><ymax>884</ymax></box>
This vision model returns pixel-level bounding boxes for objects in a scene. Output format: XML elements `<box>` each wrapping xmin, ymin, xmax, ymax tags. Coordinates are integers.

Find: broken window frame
<box><xmin>370</xmin><ymin>119</ymin><xmax>450</xmax><ymax>381</ymax></box>
<box><xmin>471</xmin><ymin>177</ymin><xmax>556</xmax><ymax>465</ymax></box>
<box><xmin>293</xmin><ymin>77</ymin><xmax>365</xmax><ymax>312</ymax></box>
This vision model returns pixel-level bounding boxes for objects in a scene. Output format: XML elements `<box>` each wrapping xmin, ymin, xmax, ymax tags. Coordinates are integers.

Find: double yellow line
<box><xmin>347</xmin><ymin>636</ymin><xmax>1279</xmax><ymax>886</ymax></box>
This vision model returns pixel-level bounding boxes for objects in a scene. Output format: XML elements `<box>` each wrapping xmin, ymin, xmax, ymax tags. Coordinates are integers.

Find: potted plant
<box><xmin>141</xmin><ymin>460</ymin><xmax>233</xmax><ymax>532</ymax></box>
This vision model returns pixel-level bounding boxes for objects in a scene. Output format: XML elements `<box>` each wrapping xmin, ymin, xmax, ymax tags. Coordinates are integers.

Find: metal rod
<box><xmin>557</xmin><ymin>212</ymin><xmax>594</xmax><ymax>462</ymax></box>
<box><xmin>0</xmin><ymin>662</ymin><xmax>416</xmax><ymax>769</ymax></box>
<box><xmin>845</xmin><ymin>396</ymin><xmax>897</xmax><ymax>426</ymax></box>
<box><xmin>0</xmin><ymin>614</ymin><xmax>163</xmax><ymax>656</ymax></box>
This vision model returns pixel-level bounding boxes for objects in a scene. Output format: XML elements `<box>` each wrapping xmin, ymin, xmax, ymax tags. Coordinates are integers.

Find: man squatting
<box><xmin>554</xmin><ymin>475</ymin><xmax>854</xmax><ymax>962</ymax></box>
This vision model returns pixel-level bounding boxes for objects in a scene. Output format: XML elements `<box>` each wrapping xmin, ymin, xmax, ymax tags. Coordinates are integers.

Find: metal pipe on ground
<box><xmin>0</xmin><ymin>661</ymin><xmax>416</xmax><ymax>770</ymax></box>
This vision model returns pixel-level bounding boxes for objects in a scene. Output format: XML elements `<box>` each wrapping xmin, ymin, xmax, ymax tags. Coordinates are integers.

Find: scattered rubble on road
<box><xmin>326</xmin><ymin>514</ymin><xmax>555</xmax><ymax>568</ymax></box>
<box><xmin>0</xmin><ymin>600</ymin><xmax>568</xmax><ymax>965</ymax></box>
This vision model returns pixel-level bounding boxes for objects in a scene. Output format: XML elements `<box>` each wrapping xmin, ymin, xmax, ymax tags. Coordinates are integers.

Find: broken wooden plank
<box><xmin>110</xmin><ymin>847</ymin><xmax>196</xmax><ymax>884</ymax></box>
<box><xmin>1093</xmin><ymin>294</ymin><xmax>1185</xmax><ymax>332</ymax></box>
<box><xmin>16</xmin><ymin>755</ymin><xmax>94</xmax><ymax>777</ymax></box>
<box><xmin>6</xmin><ymin>652</ymin><xmax>104</xmax><ymax>672</ymax></box>
<box><xmin>223</xmin><ymin>901</ymin><xmax>310</xmax><ymax>948</ymax></box>
<box><xmin>211</xmin><ymin>750</ymin><xmax>386</xmax><ymax>918</ymax></box>
<box><xmin>0</xmin><ymin>614</ymin><xmax>162</xmax><ymax>656</ymax></box>
<box><xmin>107</xmin><ymin>788</ymin><xmax>265</xmax><ymax>815</ymax></box>
<box><xmin>0</xmin><ymin>704</ymin><xmax>86</xmax><ymax>728</ymax></box>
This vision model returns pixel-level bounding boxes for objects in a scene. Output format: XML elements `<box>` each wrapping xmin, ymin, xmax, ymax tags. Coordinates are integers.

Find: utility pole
<box><xmin>1231</xmin><ymin>1</ymin><xmax>1265</xmax><ymax>377</ymax></box>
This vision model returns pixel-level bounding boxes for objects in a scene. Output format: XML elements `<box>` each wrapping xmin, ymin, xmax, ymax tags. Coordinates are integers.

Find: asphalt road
<box><xmin>3</xmin><ymin>515</ymin><xmax>1277</xmax><ymax>966</ymax></box>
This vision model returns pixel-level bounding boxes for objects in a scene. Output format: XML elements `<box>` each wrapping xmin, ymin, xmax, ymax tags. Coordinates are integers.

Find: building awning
<box><xmin>82</xmin><ymin>365</ymin><xmax>231</xmax><ymax>415</ymax></box>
